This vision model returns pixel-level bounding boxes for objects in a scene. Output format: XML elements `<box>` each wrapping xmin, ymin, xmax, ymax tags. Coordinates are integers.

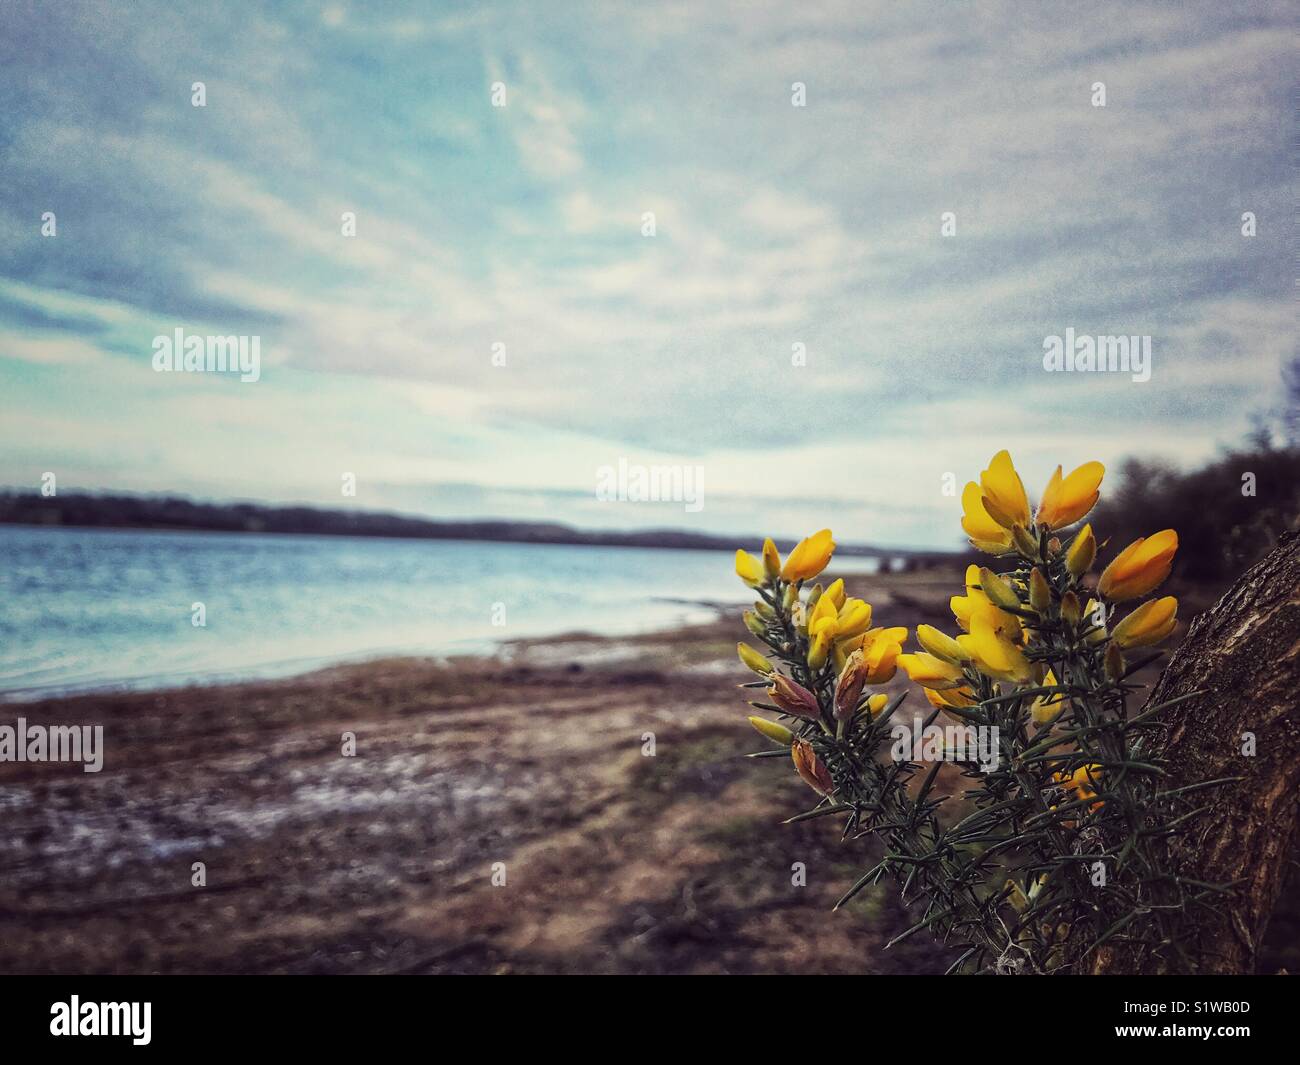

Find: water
<box><xmin>0</xmin><ymin>525</ymin><xmax>878</xmax><ymax>699</ymax></box>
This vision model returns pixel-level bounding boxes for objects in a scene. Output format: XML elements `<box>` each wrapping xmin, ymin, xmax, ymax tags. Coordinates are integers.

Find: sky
<box><xmin>0</xmin><ymin>1</ymin><xmax>1293</xmax><ymax>549</ymax></box>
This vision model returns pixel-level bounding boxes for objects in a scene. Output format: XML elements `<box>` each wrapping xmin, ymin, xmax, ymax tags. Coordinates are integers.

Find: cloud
<box><xmin>0</xmin><ymin>0</ymin><xmax>1292</xmax><ymax>546</ymax></box>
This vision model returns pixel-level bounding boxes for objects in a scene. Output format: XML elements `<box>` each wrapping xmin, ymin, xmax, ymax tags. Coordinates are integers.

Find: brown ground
<box><xmin>1</xmin><ymin>568</ymin><xmax>1293</xmax><ymax>974</ymax></box>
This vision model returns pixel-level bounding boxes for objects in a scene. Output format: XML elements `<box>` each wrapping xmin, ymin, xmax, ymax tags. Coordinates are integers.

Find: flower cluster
<box><xmin>734</xmin><ymin>531</ymin><xmax>907</xmax><ymax>795</ymax></box>
<box><xmin>727</xmin><ymin>450</ymin><xmax>1227</xmax><ymax>974</ymax></box>
<box><xmin>903</xmin><ymin>449</ymin><xmax>1181</xmax><ymax>750</ymax></box>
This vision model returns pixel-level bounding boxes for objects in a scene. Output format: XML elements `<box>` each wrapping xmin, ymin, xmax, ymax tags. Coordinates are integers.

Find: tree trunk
<box><xmin>1092</xmin><ymin>529</ymin><xmax>1300</xmax><ymax>974</ymax></box>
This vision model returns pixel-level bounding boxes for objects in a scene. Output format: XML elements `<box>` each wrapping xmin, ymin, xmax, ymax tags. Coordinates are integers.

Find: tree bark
<box><xmin>1092</xmin><ymin>530</ymin><xmax>1300</xmax><ymax>974</ymax></box>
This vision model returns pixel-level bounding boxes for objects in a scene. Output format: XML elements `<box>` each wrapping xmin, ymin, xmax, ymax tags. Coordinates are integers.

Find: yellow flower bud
<box><xmin>866</xmin><ymin>693</ymin><xmax>889</xmax><ymax>718</ymax></box>
<box><xmin>824</xmin><ymin>577</ymin><xmax>846</xmax><ymax>611</ymax></box>
<box><xmin>1029</xmin><ymin>568</ymin><xmax>1052</xmax><ymax>614</ymax></box>
<box><xmin>897</xmin><ymin>651</ymin><xmax>967</xmax><ymax>690</ymax></box>
<box><xmin>753</xmin><ymin>599</ymin><xmax>775</xmax><ymax>620</ymax></box>
<box><xmin>780</xmin><ymin>529</ymin><xmax>836</xmax><ymax>583</ymax></box>
<box><xmin>1065</xmin><ymin>523</ymin><xmax>1096</xmax><ymax>578</ymax></box>
<box><xmin>743</xmin><ymin>610</ymin><xmax>767</xmax><ymax>638</ymax></box>
<box><xmin>1030</xmin><ymin>669</ymin><xmax>1066</xmax><ymax>726</ymax></box>
<box><xmin>807</xmin><ymin>629</ymin><xmax>831</xmax><ymax>672</ymax></box>
<box><xmin>1083</xmin><ymin>598</ymin><xmax>1108</xmax><ymax>644</ymax></box>
<box><xmin>1104</xmin><ymin>642</ymin><xmax>1125</xmax><ymax>682</ymax></box>
<box><xmin>1098</xmin><ymin>530</ymin><xmax>1178</xmax><ymax>601</ymax></box>
<box><xmin>748</xmin><ymin>716</ymin><xmax>795</xmax><ymax>746</ymax></box>
<box><xmin>737</xmin><ymin>642</ymin><xmax>774</xmax><ymax>676</ymax></box>
<box><xmin>979</xmin><ymin>567</ymin><xmax>1021</xmax><ymax>611</ymax></box>
<box><xmin>735</xmin><ymin>549</ymin><xmax>764</xmax><ymax>587</ymax></box>
<box><xmin>915</xmin><ymin>624</ymin><xmax>970</xmax><ymax>666</ymax></box>
<box><xmin>1012</xmin><ymin>523</ymin><xmax>1039</xmax><ymax>558</ymax></box>
<box><xmin>1112</xmin><ymin>596</ymin><xmax>1178</xmax><ymax>649</ymax></box>
<box><xmin>1060</xmin><ymin>590</ymin><xmax>1081</xmax><ymax>626</ymax></box>
<box><xmin>762</xmin><ymin>537</ymin><xmax>781</xmax><ymax>579</ymax></box>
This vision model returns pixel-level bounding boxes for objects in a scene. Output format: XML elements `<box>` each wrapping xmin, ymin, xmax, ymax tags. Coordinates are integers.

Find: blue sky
<box><xmin>0</xmin><ymin>1</ymin><xmax>1293</xmax><ymax>549</ymax></box>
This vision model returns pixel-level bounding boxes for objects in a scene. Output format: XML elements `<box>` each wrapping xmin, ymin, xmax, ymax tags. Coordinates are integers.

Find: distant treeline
<box><xmin>0</xmin><ymin>491</ymin><xmax>946</xmax><ymax>560</ymax></box>
<box><xmin>1094</xmin><ymin>436</ymin><xmax>1300</xmax><ymax>582</ymax></box>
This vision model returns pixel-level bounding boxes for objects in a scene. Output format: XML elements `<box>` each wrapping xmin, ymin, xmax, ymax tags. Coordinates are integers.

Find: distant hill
<box><xmin>0</xmin><ymin>491</ymin><xmax>957</xmax><ymax>562</ymax></box>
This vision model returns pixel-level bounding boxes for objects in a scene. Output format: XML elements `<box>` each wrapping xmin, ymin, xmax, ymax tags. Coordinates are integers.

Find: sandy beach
<box><xmin>2</xmin><ymin>568</ymin><xmax>1293</xmax><ymax>975</ymax></box>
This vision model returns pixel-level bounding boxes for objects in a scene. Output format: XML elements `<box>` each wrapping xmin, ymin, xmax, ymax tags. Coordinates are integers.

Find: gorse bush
<box><xmin>732</xmin><ymin>451</ymin><xmax>1230</xmax><ymax>974</ymax></box>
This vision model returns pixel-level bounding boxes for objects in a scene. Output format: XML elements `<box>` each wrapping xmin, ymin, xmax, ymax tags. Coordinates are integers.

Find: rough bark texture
<box><xmin>1093</xmin><ymin>530</ymin><xmax>1300</xmax><ymax>974</ymax></box>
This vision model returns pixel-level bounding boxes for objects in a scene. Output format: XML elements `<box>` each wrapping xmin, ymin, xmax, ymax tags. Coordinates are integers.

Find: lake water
<box><xmin>0</xmin><ymin>525</ymin><xmax>878</xmax><ymax>699</ymax></box>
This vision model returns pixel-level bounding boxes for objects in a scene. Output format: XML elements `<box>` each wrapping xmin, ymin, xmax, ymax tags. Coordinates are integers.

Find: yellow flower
<box><xmin>978</xmin><ymin>449</ymin><xmax>1031</xmax><ymax>530</ymax></box>
<box><xmin>808</xmin><ymin>592</ymin><xmax>840</xmax><ymax>637</ymax></box>
<box><xmin>791</xmin><ymin>738</ymin><xmax>835</xmax><ymax>797</ymax></box>
<box><xmin>748</xmin><ymin>716</ymin><xmax>795</xmax><ymax>746</ymax></box>
<box><xmin>1065</xmin><ymin>523</ymin><xmax>1096</xmax><ymax>578</ymax></box>
<box><xmin>963</xmin><ymin>614</ymin><xmax>1034</xmax><ymax>684</ymax></box>
<box><xmin>960</xmin><ymin>482</ymin><xmax>1014</xmax><ymax>554</ymax></box>
<box><xmin>866</xmin><ymin>692</ymin><xmax>890</xmax><ymax>718</ymax></box>
<box><xmin>1054</xmin><ymin>763</ymin><xmax>1104</xmax><ymax>812</ymax></box>
<box><xmin>826</xmin><ymin>599</ymin><xmax>871</xmax><ymax>643</ymax></box>
<box><xmin>824</xmin><ymin>577</ymin><xmax>846</xmax><ymax>610</ymax></box>
<box><xmin>915</xmin><ymin>624</ymin><xmax>970</xmax><ymax>666</ymax></box>
<box><xmin>924</xmin><ymin>685</ymin><xmax>976</xmax><ymax>710</ymax></box>
<box><xmin>860</xmin><ymin>628</ymin><xmax>904</xmax><ymax>684</ymax></box>
<box><xmin>1036</xmin><ymin>461</ymin><xmax>1104</xmax><ymax>530</ymax></box>
<box><xmin>781</xmin><ymin>528</ymin><xmax>836</xmax><ymax>583</ymax></box>
<box><xmin>950</xmin><ymin>565</ymin><xmax>991</xmax><ymax>630</ymax></box>
<box><xmin>735</xmin><ymin>548</ymin><xmax>764</xmax><ymax>587</ymax></box>
<box><xmin>737</xmin><ymin>642</ymin><xmax>774</xmax><ymax>676</ymax></box>
<box><xmin>1112</xmin><ymin>596</ymin><xmax>1178</xmax><ymax>648</ymax></box>
<box><xmin>897</xmin><ymin>651</ymin><xmax>967</xmax><ymax>690</ymax></box>
<box><xmin>762</xmin><ymin>537</ymin><xmax>781</xmax><ymax>579</ymax></box>
<box><xmin>1030</xmin><ymin>669</ymin><xmax>1066</xmax><ymax>726</ymax></box>
<box><xmin>830</xmin><ymin>620</ymin><xmax>898</xmax><ymax>671</ymax></box>
<box><xmin>1097</xmin><ymin>530</ymin><xmax>1178</xmax><ymax>601</ymax></box>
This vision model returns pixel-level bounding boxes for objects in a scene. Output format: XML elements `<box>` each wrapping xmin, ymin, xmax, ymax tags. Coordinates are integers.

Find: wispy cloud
<box><xmin>0</xmin><ymin>0</ymin><xmax>1292</xmax><ymax>546</ymax></box>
